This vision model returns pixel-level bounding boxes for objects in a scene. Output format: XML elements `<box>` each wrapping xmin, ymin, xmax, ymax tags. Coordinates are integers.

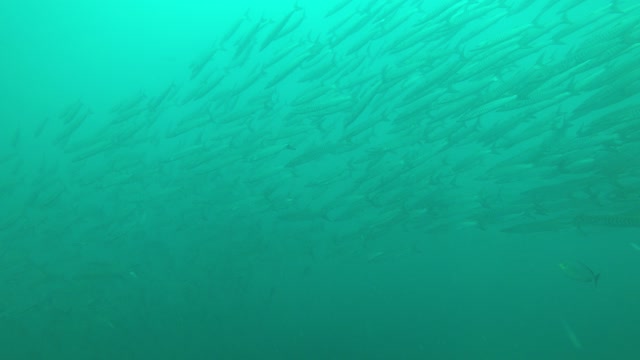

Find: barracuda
<box><xmin>574</xmin><ymin>214</ymin><xmax>640</xmax><ymax>228</ymax></box>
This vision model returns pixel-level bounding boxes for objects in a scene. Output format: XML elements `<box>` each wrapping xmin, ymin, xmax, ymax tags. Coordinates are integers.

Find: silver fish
<box><xmin>558</xmin><ymin>261</ymin><xmax>600</xmax><ymax>287</ymax></box>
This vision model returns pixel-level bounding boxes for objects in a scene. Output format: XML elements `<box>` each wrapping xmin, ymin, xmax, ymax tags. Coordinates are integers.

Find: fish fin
<box><xmin>594</xmin><ymin>273</ymin><xmax>600</xmax><ymax>288</ymax></box>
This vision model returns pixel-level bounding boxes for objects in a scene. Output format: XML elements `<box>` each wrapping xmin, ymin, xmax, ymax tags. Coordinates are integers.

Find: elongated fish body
<box><xmin>325</xmin><ymin>0</ymin><xmax>353</xmax><ymax>18</ymax></box>
<box><xmin>574</xmin><ymin>214</ymin><xmax>640</xmax><ymax>228</ymax></box>
<box><xmin>260</xmin><ymin>4</ymin><xmax>304</xmax><ymax>52</ymax></box>
<box><xmin>561</xmin><ymin>319</ymin><xmax>583</xmax><ymax>351</ymax></box>
<box><xmin>559</xmin><ymin>261</ymin><xmax>600</xmax><ymax>287</ymax></box>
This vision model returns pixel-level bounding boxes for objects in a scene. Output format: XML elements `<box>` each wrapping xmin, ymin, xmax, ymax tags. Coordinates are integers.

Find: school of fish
<box><xmin>1</xmin><ymin>0</ymin><xmax>639</xmax><ymax>321</ymax></box>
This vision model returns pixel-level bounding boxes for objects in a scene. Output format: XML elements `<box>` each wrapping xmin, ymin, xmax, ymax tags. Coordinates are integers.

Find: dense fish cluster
<box><xmin>1</xmin><ymin>0</ymin><xmax>640</xmax><ymax>324</ymax></box>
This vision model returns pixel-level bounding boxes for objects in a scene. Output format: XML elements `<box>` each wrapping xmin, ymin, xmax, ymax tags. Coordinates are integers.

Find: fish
<box><xmin>260</xmin><ymin>3</ymin><xmax>304</xmax><ymax>52</ymax></box>
<box><xmin>561</xmin><ymin>319</ymin><xmax>583</xmax><ymax>351</ymax></box>
<box><xmin>325</xmin><ymin>0</ymin><xmax>353</xmax><ymax>18</ymax></box>
<box><xmin>558</xmin><ymin>261</ymin><xmax>600</xmax><ymax>287</ymax></box>
<box><xmin>500</xmin><ymin>219</ymin><xmax>573</xmax><ymax>233</ymax></box>
<box><xmin>574</xmin><ymin>214</ymin><xmax>640</xmax><ymax>228</ymax></box>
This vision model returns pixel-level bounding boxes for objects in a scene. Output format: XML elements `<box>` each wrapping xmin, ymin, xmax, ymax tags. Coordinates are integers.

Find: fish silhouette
<box><xmin>558</xmin><ymin>261</ymin><xmax>600</xmax><ymax>287</ymax></box>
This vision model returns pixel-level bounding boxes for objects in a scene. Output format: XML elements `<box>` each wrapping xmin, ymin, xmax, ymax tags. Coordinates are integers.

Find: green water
<box><xmin>1</xmin><ymin>0</ymin><xmax>639</xmax><ymax>358</ymax></box>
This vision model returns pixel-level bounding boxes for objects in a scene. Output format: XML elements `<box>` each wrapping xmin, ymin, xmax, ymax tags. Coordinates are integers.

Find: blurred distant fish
<box><xmin>366</xmin><ymin>251</ymin><xmax>385</xmax><ymax>263</ymax></box>
<box><xmin>501</xmin><ymin>218</ymin><xmax>573</xmax><ymax>233</ymax></box>
<box><xmin>558</xmin><ymin>261</ymin><xmax>600</xmax><ymax>287</ymax></box>
<box><xmin>260</xmin><ymin>3</ymin><xmax>304</xmax><ymax>51</ymax></box>
<box><xmin>630</xmin><ymin>242</ymin><xmax>640</xmax><ymax>251</ymax></box>
<box><xmin>561</xmin><ymin>319</ymin><xmax>583</xmax><ymax>351</ymax></box>
<box><xmin>574</xmin><ymin>213</ymin><xmax>640</xmax><ymax>228</ymax></box>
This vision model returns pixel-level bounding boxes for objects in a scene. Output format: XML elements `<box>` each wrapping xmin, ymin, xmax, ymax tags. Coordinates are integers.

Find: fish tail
<box><xmin>594</xmin><ymin>273</ymin><xmax>601</xmax><ymax>288</ymax></box>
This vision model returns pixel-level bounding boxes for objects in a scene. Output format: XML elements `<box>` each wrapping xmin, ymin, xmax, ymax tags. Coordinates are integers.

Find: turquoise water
<box><xmin>1</xmin><ymin>0</ymin><xmax>639</xmax><ymax>358</ymax></box>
